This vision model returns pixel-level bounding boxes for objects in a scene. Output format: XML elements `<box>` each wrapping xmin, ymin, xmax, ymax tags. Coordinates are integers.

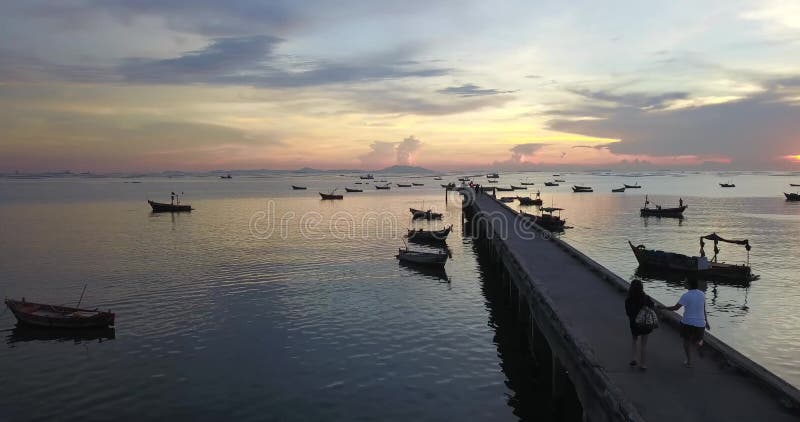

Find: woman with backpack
<box><xmin>625</xmin><ymin>279</ymin><xmax>657</xmax><ymax>370</ymax></box>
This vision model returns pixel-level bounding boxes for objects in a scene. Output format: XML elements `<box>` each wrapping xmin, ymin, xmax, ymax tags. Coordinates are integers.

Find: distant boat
<box><xmin>518</xmin><ymin>191</ymin><xmax>542</xmax><ymax>206</ymax></box>
<box><xmin>510</xmin><ymin>185</ymin><xmax>526</xmax><ymax>190</ymax></box>
<box><xmin>553</xmin><ymin>174</ymin><xmax>560</xmax><ymax>176</ymax></box>
<box><xmin>292</xmin><ymin>185</ymin><xmax>307</xmax><ymax>190</ymax></box>
<box><xmin>355</xmin><ymin>182</ymin><xmax>363</xmax><ymax>184</ymax></box>
<box><xmin>488</xmin><ymin>180</ymin><xmax>498</xmax><ymax>183</ymax></box>
<box><xmin>220</xmin><ymin>174</ymin><xmax>232</xmax><ymax>179</ymax></box>
<box><xmin>495</xmin><ymin>187</ymin><xmax>514</xmax><ymax>192</ymax></box>
<box><xmin>433</xmin><ymin>177</ymin><xmax>443</xmax><ymax>180</ymax></box>
<box><xmin>375</xmin><ymin>184</ymin><xmax>391</xmax><ymax>190</ymax></box>
<box><xmin>629</xmin><ymin>234</ymin><xmax>754</xmax><ymax>282</ymax></box>
<box><xmin>612</xmin><ymin>187</ymin><xmax>626</xmax><ymax>193</ymax></box>
<box><xmin>544</xmin><ymin>181</ymin><xmax>559</xmax><ymax>187</ymax></box>
<box><xmin>640</xmin><ymin>196</ymin><xmax>686</xmax><ymax>218</ymax></box>
<box><xmin>148</xmin><ymin>200</ymin><xmax>191</xmax><ymax>213</ymax></box>
<box><xmin>441</xmin><ymin>183</ymin><xmax>456</xmax><ymax>189</ymax></box>
<box><xmin>487</xmin><ymin>173</ymin><xmax>500</xmax><ymax>179</ymax></box>
<box><xmin>572</xmin><ymin>185</ymin><xmax>593</xmax><ymax>192</ymax></box>
<box><xmin>397</xmin><ymin>183</ymin><xmax>412</xmax><ymax>187</ymax></box>
<box><xmin>458</xmin><ymin>177</ymin><xmax>471</xmax><ymax>182</ymax></box>
<box><xmin>624</xmin><ymin>183</ymin><xmax>641</xmax><ymax>189</ymax></box>
<box><xmin>319</xmin><ymin>190</ymin><xmax>343</xmax><ymax>200</ymax></box>
<box><xmin>396</xmin><ymin>248</ymin><xmax>448</xmax><ymax>267</ymax></box>
<box><xmin>522</xmin><ymin>207</ymin><xmax>566</xmax><ymax>232</ymax></box>
<box><xmin>554</xmin><ymin>179</ymin><xmax>566</xmax><ymax>183</ymax></box>
<box><xmin>412</xmin><ymin>182</ymin><xmax>424</xmax><ymax>186</ymax></box>
<box><xmin>410</xmin><ymin>208</ymin><xmax>443</xmax><ymax>220</ymax></box>
<box><xmin>500</xmin><ymin>196</ymin><xmax>516</xmax><ymax>203</ymax></box>
<box><xmin>791</xmin><ymin>184</ymin><xmax>800</xmax><ymax>187</ymax></box>
<box><xmin>360</xmin><ymin>174</ymin><xmax>374</xmax><ymax>180</ymax></box>
<box><xmin>5</xmin><ymin>298</ymin><xmax>115</xmax><ymax>329</ymax></box>
<box><xmin>720</xmin><ymin>182</ymin><xmax>735</xmax><ymax>188</ymax></box>
<box><xmin>520</xmin><ymin>181</ymin><xmax>535</xmax><ymax>186</ymax></box>
<box><xmin>784</xmin><ymin>192</ymin><xmax>800</xmax><ymax>201</ymax></box>
<box><xmin>345</xmin><ymin>187</ymin><xmax>363</xmax><ymax>193</ymax></box>
<box><xmin>407</xmin><ymin>225</ymin><xmax>453</xmax><ymax>243</ymax></box>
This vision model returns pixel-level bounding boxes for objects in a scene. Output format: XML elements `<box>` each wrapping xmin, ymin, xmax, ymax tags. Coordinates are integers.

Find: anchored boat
<box><xmin>345</xmin><ymin>187</ymin><xmax>362</xmax><ymax>193</ymax></box>
<box><xmin>5</xmin><ymin>299</ymin><xmax>115</xmax><ymax>329</ymax></box>
<box><xmin>572</xmin><ymin>185</ymin><xmax>593</xmax><ymax>192</ymax></box>
<box><xmin>396</xmin><ymin>248</ymin><xmax>448</xmax><ymax>267</ymax></box>
<box><xmin>407</xmin><ymin>225</ymin><xmax>453</xmax><ymax>243</ymax></box>
<box><xmin>292</xmin><ymin>185</ymin><xmax>307</xmax><ymax>190</ymax></box>
<box><xmin>319</xmin><ymin>190</ymin><xmax>343</xmax><ymax>200</ymax></box>
<box><xmin>410</xmin><ymin>208</ymin><xmax>443</xmax><ymax>220</ymax></box>
<box><xmin>640</xmin><ymin>195</ymin><xmax>687</xmax><ymax>218</ymax></box>
<box><xmin>784</xmin><ymin>192</ymin><xmax>800</xmax><ymax>201</ymax></box>
<box><xmin>517</xmin><ymin>191</ymin><xmax>542</xmax><ymax>206</ymax></box>
<box><xmin>148</xmin><ymin>198</ymin><xmax>192</xmax><ymax>212</ymax></box>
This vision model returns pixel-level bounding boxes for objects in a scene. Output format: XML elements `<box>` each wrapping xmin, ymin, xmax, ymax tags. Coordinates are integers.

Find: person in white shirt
<box><xmin>660</xmin><ymin>278</ymin><xmax>710</xmax><ymax>367</ymax></box>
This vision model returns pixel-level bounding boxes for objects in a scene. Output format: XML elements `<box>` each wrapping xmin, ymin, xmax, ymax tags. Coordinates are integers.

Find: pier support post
<box><xmin>552</xmin><ymin>355</ymin><xmax>567</xmax><ymax>400</ymax></box>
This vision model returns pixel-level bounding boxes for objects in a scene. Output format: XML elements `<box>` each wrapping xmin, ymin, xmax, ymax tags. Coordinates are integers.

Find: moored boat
<box><xmin>345</xmin><ymin>187</ymin><xmax>363</xmax><ymax>193</ymax></box>
<box><xmin>375</xmin><ymin>184</ymin><xmax>391</xmax><ymax>190</ymax></box>
<box><xmin>544</xmin><ymin>181</ymin><xmax>559</xmax><ymax>187</ymax></box>
<box><xmin>407</xmin><ymin>225</ymin><xmax>453</xmax><ymax>243</ymax></box>
<box><xmin>292</xmin><ymin>185</ymin><xmax>307</xmax><ymax>190</ymax></box>
<box><xmin>554</xmin><ymin>179</ymin><xmax>566</xmax><ymax>183</ymax></box>
<box><xmin>441</xmin><ymin>183</ymin><xmax>456</xmax><ymax>189</ymax></box>
<box><xmin>624</xmin><ymin>183</ymin><xmax>641</xmax><ymax>189</ymax></box>
<box><xmin>148</xmin><ymin>199</ymin><xmax>192</xmax><ymax>212</ymax></box>
<box><xmin>396</xmin><ymin>248</ymin><xmax>448</xmax><ymax>267</ymax></box>
<box><xmin>360</xmin><ymin>174</ymin><xmax>374</xmax><ymax>180</ymax></box>
<box><xmin>517</xmin><ymin>191</ymin><xmax>542</xmax><ymax>206</ymax></box>
<box><xmin>720</xmin><ymin>182</ymin><xmax>735</xmax><ymax>188</ymax></box>
<box><xmin>220</xmin><ymin>174</ymin><xmax>232</xmax><ymax>179</ymax></box>
<box><xmin>500</xmin><ymin>196</ymin><xmax>516</xmax><ymax>203</ymax></box>
<box><xmin>791</xmin><ymin>183</ymin><xmax>800</xmax><ymax>187</ymax></box>
<box><xmin>495</xmin><ymin>187</ymin><xmax>514</xmax><ymax>192</ymax></box>
<box><xmin>511</xmin><ymin>185</ymin><xmax>526</xmax><ymax>190</ymax></box>
<box><xmin>320</xmin><ymin>190</ymin><xmax>344</xmax><ymax>200</ymax></box>
<box><xmin>397</xmin><ymin>183</ymin><xmax>412</xmax><ymax>187</ymax></box>
<box><xmin>410</xmin><ymin>208</ymin><xmax>443</xmax><ymax>220</ymax></box>
<box><xmin>784</xmin><ymin>192</ymin><xmax>800</xmax><ymax>201</ymax></box>
<box><xmin>640</xmin><ymin>196</ymin><xmax>686</xmax><ymax>218</ymax></box>
<box><xmin>412</xmin><ymin>182</ymin><xmax>424</xmax><ymax>186</ymax></box>
<box><xmin>487</xmin><ymin>173</ymin><xmax>500</xmax><ymax>179</ymax></box>
<box><xmin>520</xmin><ymin>181</ymin><xmax>535</xmax><ymax>185</ymax></box>
<box><xmin>5</xmin><ymin>299</ymin><xmax>115</xmax><ymax>329</ymax></box>
<box><xmin>572</xmin><ymin>185</ymin><xmax>593</xmax><ymax>192</ymax></box>
<box><xmin>629</xmin><ymin>234</ymin><xmax>754</xmax><ymax>282</ymax></box>
<box><xmin>612</xmin><ymin>187</ymin><xmax>626</xmax><ymax>192</ymax></box>
<box><xmin>522</xmin><ymin>207</ymin><xmax>566</xmax><ymax>232</ymax></box>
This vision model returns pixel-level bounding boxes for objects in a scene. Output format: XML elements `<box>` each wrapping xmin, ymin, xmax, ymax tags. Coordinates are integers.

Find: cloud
<box><xmin>359</xmin><ymin>136</ymin><xmax>423</xmax><ymax>167</ymax></box>
<box><xmin>437</xmin><ymin>83</ymin><xmax>515</xmax><ymax>97</ymax></box>
<box><xmin>567</xmin><ymin>88</ymin><xmax>689</xmax><ymax>110</ymax></box>
<box><xmin>509</xmin><ymin>143</ymin><xmax>548</xmax><ymax>163</ymax></box>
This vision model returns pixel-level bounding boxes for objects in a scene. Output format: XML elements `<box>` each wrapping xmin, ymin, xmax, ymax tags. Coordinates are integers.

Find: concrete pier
<box><xmin>462</xmin><ymin>189</ymin><xmax>800</xmax><ymax>421</ymax></box>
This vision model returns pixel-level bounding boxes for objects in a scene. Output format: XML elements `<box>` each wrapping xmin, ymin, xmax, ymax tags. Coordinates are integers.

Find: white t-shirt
<box><xmin>678</xmin><ymin>289</ymin><xmax>706</xmax><ymax>327</ymax></box>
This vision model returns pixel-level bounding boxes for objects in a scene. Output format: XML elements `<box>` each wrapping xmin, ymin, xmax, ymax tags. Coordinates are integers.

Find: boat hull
<box><xmin>640</xmin><ymin>205</ymin><xmax>687</xmax><ymax>218</ymax></box>
<box><xmin>319</xmin><ymin>193</ymin><xmax>344</xmax><ymax>200</ymax></box>
<box><xmin>396</xmin><ymin>249</ymin><xmax>447</xmax><ymax>267</ymax></box>
<box><xmin>785</xmin><ymin>192</ymin><xmax>800</xmax><ymax>201</ymax></box>
<box><xmin>628</xmin><ymin>241</ymin><xmax>752</xmax><ymax>281</ymax></box>
<box><xmin>5</xmin><ymin>299</ymin><xmax>115</xmax><ymax>329</ymax></box>
<box><xmin>148</xmin><ymin>200</ymin><xmax>192</xmax><ymax>212</ymax></box>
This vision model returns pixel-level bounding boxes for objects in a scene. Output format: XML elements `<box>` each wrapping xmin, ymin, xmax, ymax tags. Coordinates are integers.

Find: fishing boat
<box><xmin>375</xmin><ymin>184</ymin><xmax>390</xmax><ymax>190</ymax></box>
<box><xmin>612</xmin><ymin>187</ymin><xmax>626</xmax><ymax>193</ymax></box>
<box><xmin>522</xmin><ymin>207</ymin><xmax>566</xmax><ymax>232</ymax></box>
<box><xmin>495</xmin><ymin>187</ymin><xmax>514</xmax><ymax>192</ymax></box>
<box><xmin>554</xmin><ymin>179</ymin><xmax>566</xmax><ymax>183</ymax></box>
<box><xmin>629</xmin><ymin>233</ymin><xmax>754</xmax><ymax>281</ymax></box>
<box><xmin>360</xmin><ymin>174</ymin><xmax>374</xmax><ymax>180</ymax></box>
<box><xmin>624</xmin><ymin>183</ymin><xmax>641</xmax><ymax>189</ymax></box>
<box><xmin>720</xmin><ymin>182</ymin><xmax>735</xmax><ymax>188</ymax></box>
<box><xmin>407</xmin><ymin>225</ymin><xmax>453</xmax><ymax>243</ymax></box>
<box><xmin>487</xmin><ymin>179</ymin><xmax>498</xmax><ymax>183</ymax></box>
<box><xmin>784</xmin><ymin>192</ymin><xmax>800</xmax><ymax>201</ymax></box>
<box><xmin>397</xmin><ymin>183</ymin><xmax>412</xmax><ymax>188</ymax></box>
<box><xmin>148</xmin><ymin>199</ymin><xmax>191</xmax><ymax>212</ymax></box>
<box><xmin>410</xmin><ymin>208</ymin><xmax>443</xmax><ymax>220</ymax></box>
<box><xmin>518</xmin><ymin>191</ymin><xmax>542</xmax><ymax>206</ymax></box>
<box><xmin>441</xmin><ymin>183</ymin><xmax>456</xmax><ymax>189</ymax></box>
<box><xmin>487</xmin><ymin>173</ymin><xmax>500</xmax><ymax>179</ymax></box>
<box><xmin>396</xmin><ymin>248</ymin><xmax>448</xmax><ymax>267</ymax></box>
<box><xmin>433</xmin><ymin>177</ymin><xmax>443</xmax><ymax>180</ymax></box>
<box><xmin>500</xmin><ymin>196</ymin><xmax>516</xmax><ymax>203</ymax></box>
<box><xmin>572</xmin><ymin>185</ymin><xmax>593</xmax><ymax>192</ymax></box>
<box><xmin>220</xmin><ymin>174</ymin><xmax>232</xmax><ymax>179</ymax></box>
<box><xmin>520</xmin><ymin>181</ymin><xmax>535</xmax><ymax>186</ymax></box>
<box><xmin>345</xmin><ymin>187</ymin><xmax>363</xmax><ymax>193</ymax></box>
<box><xmin>291</xmin><ymin>185</ymin><xmax>307</xmax><ymax>190</ymax></box>
<box><xmin>511</xmin><ymin>185</ymin><xmax>526</xmax><ymax>190</ymax></box>
<box><xmin>791</xmin><ymin>184</ymin><xmax>800</xmax><ymax>187</ymax></box>
<box><xmin>544</xmin><ymin>181</ymin><xmax>559</xmax><ymax>187</ymax></box>
<box><xmin>319</xmin><ymin>190</ymin><xmax>343</xmax><ymax>200</ymax></box>
<box><xmin>640</xmin><ymin>196</ymin><xmax>687</xmax><ymax>218</ymax></box>
<box><xmin>412</xmin><ymin>183</ymin><xmax>425</xmax><ymax>186</ymax></box>
<box><xmin>5</xmin><ymin>299</ymin><xmax>115</xmax><ymax>329</ymax></box>
<box><xmin>458</xmin><ymin>177</ymin><xmax>471</xmax><ymax>182</ymax></box>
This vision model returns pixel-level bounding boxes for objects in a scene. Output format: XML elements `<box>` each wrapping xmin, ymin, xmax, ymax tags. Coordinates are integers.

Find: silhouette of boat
<box><xmin>397</xmin><ymin>183</ymin><xmax>412</xmax><ymax>187</ymax></box>
<box><xmin>375</xmin><ymin>184</ymin><xmax>391</xmax><ymax>190</ymax></box>
<box><xmin>612</xmin><ymin>187</ymin><xmax>626</xmax><ymax>192</ymax></box>
<box><xmin>511</xmin><ymin>185</ymin><xmax>526</xmax><ymax>190</ymax></box>
<box><xmin>407</xmin><ymin>225</ymin><xmax>452</xmax><ymax>243</ymax></box>
<box><xmin>292</xmin><ymin>185</ymin><xmax>307</xmax><ymax>190</ymax></box>
<box><xmin>785</xmin><ymin>192</ymin><xmax>800</xmax><ymax>201</ymax></box>
<box><xmin>5</xmin><ymin>299</ymin><xmax>115</xmax><ymax>329</ymax></box>
<box><xmin>544</xmin><ymin>182</ymin><xmax>559</xmax><ymax>186</ymax></box>
<box><xmin>518</xmin><ymin>191</ymin><xmax>542</xmax><ymax>206</ymax></box>
<box><xmin>500</xmin><ymin>196</ymin><xmax>516</xmax><ymax>203</ymax></box>
<box><xmin>220</xmin><ymin>174</ymin><xmax>232</xmax><ymax>179</ymax></box>
<box><xmin>360</xmin><ymin>174</ymin><xmax>374</xmax><ymax>180</ymax></box>
<box><xmin>412</xmin><ymin>183</ymin><xmax>424</xmax><ymax>186</ymax></box>
<box><xmin>345</xmin><ymin>187</ymin><xmax>362</xmax><ymax>192</ymax></box>
<box><xmin>410</xmin><ymin>208</ymin><xmax>443</xmax><ymax>220</ymax></box>
<box><xmin>487</xmin><ymin>173</ymin><xmax>500</xmax><ymax>179</ymax></box>
<box><xmin>319</xmin><ymin>190</ymin><xmax>343</xmax><ymax>200</ymax></box>
<box><xmin>148</xmin><ymin>200</ymin><xmax>191</xmax><ymax>212</ymax></box>
<box><xmin>720</xmin><ymin>182</ymin><xmax>735</xmax><ymax>188</ymax></box>
<box><xmin>624</xmin><ymin>183</ymin><xmax>641</xmax><ymax>188</ymax></box>
<box><xmin>640</xmin><ymin>196</ymin><xmax>686</xmax><ymax>218</ymax></box>
<box><xmin>522</xmin><ymin>207</ymin><xmax>566</xmax><ymax>232</ymax></box>
<box><xmin>495</xmin><ymin>187</ymin><xmax>514</xmax><ymax>192</ymax></box>
<box><xmin>572</xmin><ymin>185</ymin><xmax>593</xmax><ymax>192</ymax></box>
<box><xmin>396</xmin><ymin>248</ymin><xmax>448</xmax><ymax>267</ymax></box>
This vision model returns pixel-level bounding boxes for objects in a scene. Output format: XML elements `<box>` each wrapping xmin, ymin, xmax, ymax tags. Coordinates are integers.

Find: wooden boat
<box><xmin>522</xmin><ymin>207</ymin><xmax>566</xmax><ymax>232</ymax></box>
<box><xmin>375</xmin><ymin>184</ymin><xmax>391</xmax><ymax>190</ymax></box>
<box><xmin>495</xmin><ymin>187</ymin><xmax>514</xmax><ymax>192</ymax></box>
<box><xmin>488</xmin><ymin>179</ymin><xmax>498</xmax><ymax>183</ymax></box>
<box><xmin>441</xmin><ymin>183</ymin><xmax>456</xmax><ymax>189</ymax></box>
<box><xmin>458</xmin><ymin>177</ymin><xmax>471</xmax><ymax>182</ymax></box>
<box><xmin>640</xmin><ymin>195</ymin><xmax>686</xmax><ymax>217</ymax></box>
<box><xmin>396</xmin><ymin>248</ymin><xmax>448</xmax><ymax>267</ymax></box>
<box><xmin>624</xmin><ymin>183</ymin><xmax>641</xmax><ymax>189</ymax></box>
<box><xmin>410</xmin><ymin>208</ymin><xmax>443</xmax><ymax>220</ymax></box>
<box><xmin>433</xmin><ymin>177</ymin><xmax>443</xmax><ymax>180</ymax></box>
<box><xmin>487</xmin><ymin>173</ymin><xmax>500</xmax><ymax>179</ymax></box>
<box><xmin>5</xmin><ymin>299</ymin><xmax>115</xmax><ymax>329</ymax></box>
<box><xmin>292</xmin><ymin>185</ymin><xmax>307</xmax><ymax>190</ymax></box>
<box><xmin>500</xmin><ymin>196</ymin><xmax>516</xmax><ymax>203</ymax></box>
<box><xmin>360</xmin><ymin>174</ymin><xmax>374</xmax><ymax>180</ymax></box>
<box><xmin>345</xmin><ymin>187</ymin><xmax>362</xmax><ymax>193</ymax></box>
<box><xmin>612</xmin><ymin>187</ymin><xmax>626</xmax><ymax>192</ymax></box>
<box><xmin>148</xmin><ymin>200</ymin><xmax>192</xmax><ymax>212</ymax></box>
<box><xmin>784</xmin><ymin>192</ymin><xmax>800</xmax><ymax>201</ymax></box>
<box><xmin>407</xmin><ymin>225</ymin><xmax>453</xmax><ymax>243</ymax></box>
<box><xmin>720</xmin><ymin>182</ymin><xmax>735</xmax><ymax>188</ymax></box>
<box><xmin>412</xmin><ymin>183</ymin><xmax>425</xmax><ymax>186</ymax></box>
<box><xmin>355</xmin><ymin>182</ymin><xmax>363</xmax><ymax>184</ymax></box>
<box><xmin>518</xmin><ymin>191</ymin><xmax>542</xmax><ymax>206</ymax></box>
<box><xmin>544</xmin><ymin>182</ymin><xmax>559</xmax><ymax>187</ymax></box>
<box><xmin>791</xmin><ymin>184</ymin><xmax>800</xmax><ymax>187</ymax></box>
<box><xmin>554</xmin><ymin>179</ymin><xmax>566</xmax><ymax>183</ymax></box>
<box><xmin>397</xmin><ymin>183</ymin><xmax>412</xmax><ymax>187</ymax></box>
<box><xmin>629</xmin><ymin>234</ymin><xmax>754</xmax><ymax>281</ymax></box>
<box><xmin>520</xmin><ymin>181</ymin><xmax>535</xmax><ymax>185</ymax></box>
<box><xmin>572</xmin><ymin>185</ymin><xmax>593</xmax><ymax>192</ymax></box>
<box><xmin>511</xmin><ymin>185</ymin><xmax>526</xmax><ymax>190</ymax></box>
<box><xmin>319</xmin><ymin>191</ymin><xmax>343</xmax><ymax>200</ymax></box>
<box><xmin>220</xmin><ymin>174</ymin><xmax>232</xmax><ymax>179</ymax></box>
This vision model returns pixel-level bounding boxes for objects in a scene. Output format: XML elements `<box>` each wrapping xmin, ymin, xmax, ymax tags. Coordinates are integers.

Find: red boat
<box><xmin>5</xmin><ymin>299</ymin><xmax>115</xmax><ymax>329</ymax></box>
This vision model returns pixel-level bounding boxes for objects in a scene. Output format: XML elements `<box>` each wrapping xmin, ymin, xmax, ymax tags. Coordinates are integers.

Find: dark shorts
<box><xmin>629</xmin><ymin>322</ymin><xmax>652</xmax><ymax>338</ymax></box>
<box><xmin>680</xmin><ymin>323</ymin><xmax>705</xmax><ymax>342</ymax></box>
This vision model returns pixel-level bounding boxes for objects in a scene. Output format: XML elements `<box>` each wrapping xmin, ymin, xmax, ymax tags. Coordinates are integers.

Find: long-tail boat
<box><xmin>319</xmin><ymin>190</ymin><xmax>343</xmax><ymax>200</ymax></box>
<box><xmin>5</xmin><ymin>299</ymin><xmax>115</xmax><ymax>329</ymax></box>
<box><xmin>410</xmin><ymin>208</ymin><xmax>443</xmax><ymax>220</ymax></box>
<box><xmin>148</xmin><ymin>199</ymin><xmax>192</xmax><ymax>212</ymax></box>
<box><xmin>345</xmin><ymin>187</ymin><xmax>362</xmax><ymax>193</ymax></box>
<box><xmin>640</xmin><ymin>195</ymin><xmax>687</xmax><ymax>218</ymax></box>
<box><xmin>292</xmin><ymin>185</ymin><xmax>307</xmax><ymax>190</ymax></box>
<box><xmin>629</xmin><ymin>233</ymin><xmax>754</xmax><ymax>282</ymax></box>
<box><xmin>407</xmin><ymin>225</ymin><xmax>453</xmax><ymax>243</ymax></box>
<box><xmin>572</xmin><ymin>185</ymin><xmax>593</xmax><ymax>192</ymax></box>
<box><xmin>544</xmin><ymin>181</ymin><xmax>559</xmax><ymax>187</ymax></box>
<box><xmin>396</xmin><ymin>248</ymin><xmax>448</xmax><ymax>267</ymax></box>
<box><xmin>522</xmin><ymin>207</ymin><xmax>566</xmax><ymax>232</ymax></box>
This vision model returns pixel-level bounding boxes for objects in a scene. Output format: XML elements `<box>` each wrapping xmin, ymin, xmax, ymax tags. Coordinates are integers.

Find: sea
<box><xmin>1</xmin><ymin>170</ymin><xmax>799</xmax><ymax>421</ymax></box>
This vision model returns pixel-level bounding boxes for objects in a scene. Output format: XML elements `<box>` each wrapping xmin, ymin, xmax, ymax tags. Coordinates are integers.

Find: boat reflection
<box><xmin>6</xmin><ymin>325</ymin><xmax>116</xmax><ymax>346</ymax></box>
<box><xmin>398</xmin><ymin>261</ymin><xmax>450</xmax><ymax>282</ymax></box>
<box><xmin>634</xmin><ymin>265</ymin><xmax>753</xmax><ymax>288</ymax></box>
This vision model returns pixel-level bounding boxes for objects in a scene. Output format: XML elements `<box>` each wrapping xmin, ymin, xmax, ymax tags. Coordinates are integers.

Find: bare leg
<box><xmin>639</xmin><ymin>334</ymin><xmax>648</xmax><ymax>369</ymax></box>
<box><xmin>683</xmin><ymin>338</ymin><xmax>692</xmax><ymax>367</ymax></box>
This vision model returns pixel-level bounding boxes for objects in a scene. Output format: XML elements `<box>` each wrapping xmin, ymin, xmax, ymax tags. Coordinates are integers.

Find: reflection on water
<box><xmin>6</xmin><ymin>325</ymin><xmax>116</xmax><ymax>345</ymax></box>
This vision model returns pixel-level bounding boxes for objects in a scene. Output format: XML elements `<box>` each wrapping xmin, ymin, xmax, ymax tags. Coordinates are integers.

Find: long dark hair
<box><xmin>628</xmin><ymin>279</ymin><xmax>646</xmax><ymax>304</ymax></box>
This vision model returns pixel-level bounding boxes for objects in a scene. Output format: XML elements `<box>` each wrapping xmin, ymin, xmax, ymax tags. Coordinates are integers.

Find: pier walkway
<box><xmin>465</xmin><ymin>190</ymin><xmax>800</xmax><ymax>421</ymax></box>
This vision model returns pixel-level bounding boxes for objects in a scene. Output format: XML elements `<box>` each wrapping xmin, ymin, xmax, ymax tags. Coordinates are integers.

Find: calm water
<box><xmin>1</xmin><ymin>171</ymin><xmax>800</xmax><ymax>420</ymax></box>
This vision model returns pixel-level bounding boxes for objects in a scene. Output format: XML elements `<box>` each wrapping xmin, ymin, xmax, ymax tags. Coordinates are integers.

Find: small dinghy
<box><xmin>292</xmin><ymin>185</ymin><xmax>307</xmax><ymax>190</ymax></box>
<box><xmin>407</xmin><ymin>225</ymin><xmax>453</xmax><ymax>243</ymax></box>
<box><xmin>544</xmin><ymin>181</ymin><xmax>559</xmax><ymax>186</ymax></box>
<box><xmin>148</xmin><ymin>199</ymin><xmax>191</xmax><ymax>212</ymax></box>
<box><xmin>5</xmin><ymin>299</ymin><xmax>115</xmax><ymax>329</ymax></box>
<box><xmin>320</xmin><ymin>190</ymin><xmax>344</xmax><ymax>200</ymax></box>
<box><xmin>396</xmin><ymin>248</ymin><xmax>448</xmax><ymax>267</ymax></box>
<box><xmin>572</xmin><ymin>185</ymin><xmax>593</xmax><ymax>192</ymax></box>
<box><xmin>397</xmin><ymin>183</ymin><xmax>412</xmax><ymax>187</ymax></box>
<box><xmin>410</xmin><ymin>208</ymin><xmax>443</xmax><ymax>220</ymax></box>
<box><xmin>375</xmin><ymin>184</ymin><xmax>391</xmax><ymax>190</ymax></box>
<box><xmin>612</xmin><ymin>187</ymin><xmax>626</xmax><ymax>193</ymax></box>
<box><xmin>345</xmin><ymin>187</ymin><xmax>363</xmax><ymax>192</ymax></box>
<box><xmin>412</xmin><ymin>183</ymin><xmax>425</xmax><ymax>186</ymax></box>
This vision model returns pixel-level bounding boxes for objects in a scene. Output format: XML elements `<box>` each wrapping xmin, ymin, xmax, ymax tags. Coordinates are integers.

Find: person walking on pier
<box><xmin>625</xmin><ymin>279</ymin><xmax>655</xmax><ymax>370</ymax></box>
<box><xmin>660</xmin><ymin>278</ymin><xmax>709</xmax><ymax>368</ymax></box>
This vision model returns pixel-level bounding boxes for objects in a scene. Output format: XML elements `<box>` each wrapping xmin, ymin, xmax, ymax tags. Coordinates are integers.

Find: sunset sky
<box><xmin>2</xmin><ymin>1</ymin><xmax>800</xmax><ymax>172</ymax></box>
